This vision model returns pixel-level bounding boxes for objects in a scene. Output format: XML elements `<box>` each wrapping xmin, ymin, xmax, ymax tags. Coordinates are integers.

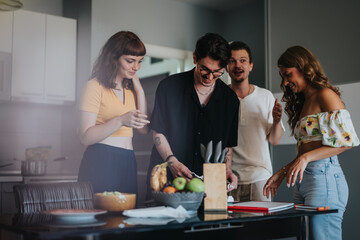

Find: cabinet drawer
<box><xmin>1</xmin><ymin>182</ymin><xmax>19</xmax><ymax>214</ymax></box>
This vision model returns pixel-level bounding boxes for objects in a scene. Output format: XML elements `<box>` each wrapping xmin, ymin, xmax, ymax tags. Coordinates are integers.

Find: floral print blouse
<box><xmin>294</xmin><ymin>109</ymin><xmax>359</xmax><ymax>149</ymax></box>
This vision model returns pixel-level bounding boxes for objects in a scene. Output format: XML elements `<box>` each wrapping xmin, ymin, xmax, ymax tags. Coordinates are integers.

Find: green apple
<box><xmin>173</xmin><ymin>177</ymin><xmax>187</xmax><ymax>191</ymax></box>
<box><xmin>186</xmin><ymin>178</ymin><xmax>205</xmax><ymax>192</ymax></box>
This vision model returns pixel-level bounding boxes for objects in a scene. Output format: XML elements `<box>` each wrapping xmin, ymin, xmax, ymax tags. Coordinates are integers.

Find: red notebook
<box><xmin>228</xmin><ymin>201</ymin><xmax>294</xmax><ymax>212</ymax></box>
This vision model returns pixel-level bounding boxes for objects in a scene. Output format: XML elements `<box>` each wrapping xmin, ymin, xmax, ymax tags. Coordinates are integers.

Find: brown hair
<box><xmin>194</xmin><ymin>33</ymin><xmax>231</xmax><ymax>68</ymax></box>
<box><xmin>278</xmin><ymin>46</ymin><xmax>341</xmax><ymax>134</ymax></box>
<box><xmin>229</xmin><ymin>41</ymin><xmax>253</xmax><ymax>63</ymax></box>
<box><xmin>90</xmin><ymin>31</ymin><xmax>146</xmax><ymax>89</ymax></box>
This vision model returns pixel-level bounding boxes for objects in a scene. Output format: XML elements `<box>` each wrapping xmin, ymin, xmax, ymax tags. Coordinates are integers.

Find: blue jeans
<box><xmin>293</xmin><ymin>155</ymin><xmax>348</xmax><ymax>240</ymax></box>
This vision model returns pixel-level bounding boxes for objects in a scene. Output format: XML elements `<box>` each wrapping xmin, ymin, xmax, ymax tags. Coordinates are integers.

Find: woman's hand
<box><xmin>286</xmin><ymin>155</ymin><xmax>309</xmax><ymax>187</ymax></box>
<box><xmin>131</xmin><ymin>74</ymin><xmax>143</xmax><ymax>92</ymax></box>
<box><xmin>263</xmin><ymin>169</ymin><xmax>286</xmax><ymax>199</ymax></box>
<box><xmin>130</xmin><ymin>74</ymin><xmax>150</xmax><ymax>134</ymax></box>
<box><xmin>118</xmin><ymin>110</ymin><xmax>150</xmax><ymax>129</ymax></box>
<box><xmin>168</xmin><ymin>158</ymin><xmax>193</xmax><ymax>181</ymax></box>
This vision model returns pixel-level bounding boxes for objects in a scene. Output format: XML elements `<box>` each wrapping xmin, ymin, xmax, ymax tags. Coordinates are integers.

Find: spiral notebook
<box><xmin>227</xmin><ymin>201</ymin><xmax>294</xmax><ymax>212</ymax></box>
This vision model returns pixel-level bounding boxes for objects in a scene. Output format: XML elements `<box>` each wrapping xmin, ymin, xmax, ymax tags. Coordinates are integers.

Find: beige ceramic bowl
<box><xmin>94</xmin><ymin>193</ymin><xmax>136</xmax><ymax>212</ymax></box>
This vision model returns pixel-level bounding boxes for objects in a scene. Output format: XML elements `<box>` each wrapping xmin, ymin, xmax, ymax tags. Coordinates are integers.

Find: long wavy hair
<box><xmin>90</xmin><ymin>31</ymin><xmax>146</xmax><ymax>89</ymax></box>
<box><xmin>278</xmin><ymin>46</ymin><xmax>341</xmax><ymax>134</ymax></box>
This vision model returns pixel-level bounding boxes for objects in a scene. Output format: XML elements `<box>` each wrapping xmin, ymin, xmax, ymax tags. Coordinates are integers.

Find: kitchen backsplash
<box><xmin>0</xmin><ymin>101</ymin><xmax>84</xmax><ymax>174</ymax></box>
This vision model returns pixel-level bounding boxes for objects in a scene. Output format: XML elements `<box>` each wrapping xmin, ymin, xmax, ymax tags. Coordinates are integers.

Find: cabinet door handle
<box><xmin>3</xmin><ymin>190</ymin><xmax>14</xmax><ymax>194</ymax></box>
<box><xmin>46</xmin><ymin>94</ymin><xmax>66</xmax><ymax>98</ymax></box>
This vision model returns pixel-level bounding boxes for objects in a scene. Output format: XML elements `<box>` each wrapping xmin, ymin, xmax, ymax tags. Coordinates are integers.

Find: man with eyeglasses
<box><xmin>147</xmin><ymin>33</ymin><xmax>239</xmax><ymax>196</ymax></box>
<box><xmin>227</xmin><ymin>41</ymin><xmax>284</xmax><ymax>202</ymax></box>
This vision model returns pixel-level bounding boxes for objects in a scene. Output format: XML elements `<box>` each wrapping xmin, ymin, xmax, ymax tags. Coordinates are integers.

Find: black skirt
<box><xmin>78</xmin><ymin>143</ymin><xmax>137</xmax><ymax>195</ymax></box>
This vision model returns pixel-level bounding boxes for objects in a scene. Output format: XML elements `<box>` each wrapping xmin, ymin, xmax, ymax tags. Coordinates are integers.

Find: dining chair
<box><xmin>13</xmin><ymin>181</ymin><xmax>94</xmax><ymax>213</ymax></box>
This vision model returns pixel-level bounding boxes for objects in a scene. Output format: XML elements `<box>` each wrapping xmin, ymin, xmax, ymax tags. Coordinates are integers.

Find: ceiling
<box><xmin>175</xmin><ymin>0</ymin><xmax>254</xmax><ymax>11</ymax></box>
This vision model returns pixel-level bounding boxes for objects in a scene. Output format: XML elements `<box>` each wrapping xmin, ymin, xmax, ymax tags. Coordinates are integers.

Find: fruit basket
<box><xmin>152</xmin><ymin>191</ymin><xmax>204</xmax><ymax>213</ymax></box>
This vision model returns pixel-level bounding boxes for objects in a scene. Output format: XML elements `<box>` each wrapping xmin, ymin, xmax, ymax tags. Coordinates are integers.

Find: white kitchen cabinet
<box><xmin>0</xmin><ymin>12</ymin><xmax>13</xmax><ymax>101</ymax></box>
<box><xmin>0</xmin><ymin>11</ymin><xmax>13</xmax><ymax>53</ymax></box>
<box><xmin>45</xmin><ymin>15</ymin><xmax>76</xmax><ymax>102</ymax></box>
<box><xmin>0</xmin><ymin>52</ymin><xmax>12</xmax><ymax>101</ymax></box>
<box><xmin>12</xmin><ymin>10</ymin><xmax>45</xmax><ymax>100</ymax></box>
<box><xmin>11</xmin><ymin>10</ymin><xmax>76</xmax><ymax>104</ymax></box>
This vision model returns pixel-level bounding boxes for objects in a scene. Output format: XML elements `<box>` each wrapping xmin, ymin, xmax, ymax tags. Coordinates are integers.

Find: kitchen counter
<box><xmin>0</xmin><ymin>170</ymin><xmax>23</xmax><ymax>183</ymax></box>
<box><xmin>0</xmin><ymin>170</ymin><xmax>77</xmax><ymax>183</ymax></box>
<box><xmin>0</xmin><ymin>208</ymin><xmax>337</xmax><ymax>240</ymax></box>
<box><xmin>0</xmin><ymin>175</ymin><xmax>23</xmax><ymax>183</ymax></box>
<box><xmin>22</xmin><ymin>174</ymin><xmax>77</xmax><ymax>184</ymax></box>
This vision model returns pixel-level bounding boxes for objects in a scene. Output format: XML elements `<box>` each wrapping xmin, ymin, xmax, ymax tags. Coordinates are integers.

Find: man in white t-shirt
<box><xmin>227</xmin><ymin>41</ymin><xmax>284</xmax><ymax>201</ymax></box>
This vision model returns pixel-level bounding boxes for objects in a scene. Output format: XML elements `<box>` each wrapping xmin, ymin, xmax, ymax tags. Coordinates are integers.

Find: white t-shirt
<box><xmin>232</xmin><ymin>85</ymin><xmax>284</xmax><ymax>184</ymax></box>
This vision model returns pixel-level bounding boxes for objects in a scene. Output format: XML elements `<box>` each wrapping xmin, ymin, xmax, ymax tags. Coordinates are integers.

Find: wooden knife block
<box><xmin>203</xmin><ymin>163</ymin><xmax>227</xmax><ymax>211</ymax></box>
<box><xmin>204</xmin><ymin>212</ymin><xmax>228</xmax><ymax>221</ymax></box>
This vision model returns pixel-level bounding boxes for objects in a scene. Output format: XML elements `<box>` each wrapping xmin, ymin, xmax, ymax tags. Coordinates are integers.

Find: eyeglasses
<box><xmin>199</xmin><ymin>67</ymin><xmax>224</xmax><ymax>79</ymax></box>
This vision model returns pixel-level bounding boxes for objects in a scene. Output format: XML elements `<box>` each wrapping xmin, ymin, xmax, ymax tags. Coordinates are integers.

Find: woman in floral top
<box><xmin>263</xmin><ymin>46</ymin><xmax>359</xmax><ymax>240</ymax></box>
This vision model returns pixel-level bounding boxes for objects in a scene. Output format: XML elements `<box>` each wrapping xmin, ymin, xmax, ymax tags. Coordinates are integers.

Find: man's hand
<box><xmin>226</xmin><ymin>172</ymin><xmax>238</xmax><ymax>192</ymax></box>
<box><xmin>272</xmin><ymin>98</ymin><xmax>283</xmax><ymax>124</ymax></box>
<box><xmin>168</xmin><ymin>158</ymin><xmax>193</xmax><ymax>181</ymax></box>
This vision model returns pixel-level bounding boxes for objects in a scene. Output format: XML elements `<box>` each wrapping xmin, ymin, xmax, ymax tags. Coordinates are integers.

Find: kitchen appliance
<box><xmin>19</xmin><ymin>157</ymin><xmax>68</xmax><ymax>176</ymax></box>
<box><xmin>21</xmin><ymin>159</ymin><xmax>46</xmax><ymax>176</ymax></box>
<box><xmin>18</xmin><ymin>146</ymin><xmax>68</xmax><ymax>176</ymax></box>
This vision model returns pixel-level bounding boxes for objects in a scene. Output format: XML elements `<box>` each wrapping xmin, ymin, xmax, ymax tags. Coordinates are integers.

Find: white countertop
<box><xmin>0</xmin><ymin>170</ymin><xmax>77</xmax><ymax>183</ymax></box>
<box><xmin>0</xmin><ymin>175</ymin><xmax>23</xmax><ymax>183</ymax></box>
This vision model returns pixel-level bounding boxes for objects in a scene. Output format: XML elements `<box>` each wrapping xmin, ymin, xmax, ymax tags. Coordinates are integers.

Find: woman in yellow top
<box><xmin>78</xmin><ymin>31</ymin><xmax>150</xmax><ymax>195</ymax></box>
<box><xmin>263</xmin><ymin>46</ymin><xmax>359</xmax><ymax>239</ymax></box>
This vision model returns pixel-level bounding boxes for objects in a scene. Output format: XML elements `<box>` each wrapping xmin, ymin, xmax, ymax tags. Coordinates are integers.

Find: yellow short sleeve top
<box><xmin>79</xmin><ymin>78</ymin><xmax>136</xmax><ymax>137</ymax></box>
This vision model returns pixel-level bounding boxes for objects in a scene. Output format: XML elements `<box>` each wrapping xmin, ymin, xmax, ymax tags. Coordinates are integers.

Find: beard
<box><xmin>230</xmin><ymin>68</ymin><xmax>247</xmax><ymax>83</ymax></box>
<box><xmin>231</xmin><ymin>75</ymin><xmax>246</xmax><ymax>83</ymax></box>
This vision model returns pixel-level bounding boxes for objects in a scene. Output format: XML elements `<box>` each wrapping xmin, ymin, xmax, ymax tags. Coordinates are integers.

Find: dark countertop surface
<box><xmin>0</xmin><ymin>207</ymin><xmax>337</xmax><ymax>240</ymax></box>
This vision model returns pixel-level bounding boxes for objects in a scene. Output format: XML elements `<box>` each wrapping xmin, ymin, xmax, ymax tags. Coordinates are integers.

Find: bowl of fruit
<box><xmin>150</xmin><ymin>162</ymin><xmax>205</xmax><ymax>213</ymax></box>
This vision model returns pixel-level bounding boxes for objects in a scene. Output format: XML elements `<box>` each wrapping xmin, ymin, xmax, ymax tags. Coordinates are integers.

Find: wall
<box><xmin>61</xmin><ymin>0</ymin><xmax>93</xmax><ymax>175</ymax></box>
<box><xmin>63</xmin><ymin>0</ymin><xmax>92</xmax><ymax>103</ymax></box>
<box><xmin>222</xmin><ymin>0</ymin><xmax>266</xmax><ymax>88</ymax></box>
<box><xmin>268</xmin><ymin>1</ymin><xmax>360</xmax><ymax>239</ymax></box>
<box><xmin>268</xmin><ymin>0</ymin><xmax>360</xmax><ymax>92</ymax></box>
<box><xmin>91</xmin><ymin>0</ymin><xmax>221</xmax><ymax>65</ymax></box>
<box><xmin>21</xmin><ymin>0</ymin><xmax>62</xmax><ymax>16</ymax></box>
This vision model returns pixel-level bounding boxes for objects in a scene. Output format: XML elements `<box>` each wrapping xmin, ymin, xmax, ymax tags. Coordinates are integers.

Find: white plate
<box><xmin>45</xmin><ymin>209</ymin><xmax>107</xmax><ymax>222</ymax></box>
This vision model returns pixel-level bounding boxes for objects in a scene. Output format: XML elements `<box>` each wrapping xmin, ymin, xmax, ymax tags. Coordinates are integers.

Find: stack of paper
<box><xmin>227</xmin><ymin>201</ymin><xmax>294</xmax><ymax>212</ymax></box>
<box><xmin>123</xmin><ymin>206</ymin><xmax>190</xmax><ymax>218</ymax></box>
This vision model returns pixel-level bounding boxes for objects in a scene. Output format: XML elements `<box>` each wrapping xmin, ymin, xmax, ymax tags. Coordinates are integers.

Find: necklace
<box><xmin>194</xmin><ymin>83</ymin><xmax>215</xmax><ymax>96</ymax></box>
<box><xmin>247</xmin><ymin>84</ymin><xmax>252</xmax><ymax>96</ymax></box>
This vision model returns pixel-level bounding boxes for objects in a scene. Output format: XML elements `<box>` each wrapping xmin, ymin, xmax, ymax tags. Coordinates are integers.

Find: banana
<box><xmin>150</xmin><ymin>162</ymin><xmax>168</xmax><ymax>192</ymax></box>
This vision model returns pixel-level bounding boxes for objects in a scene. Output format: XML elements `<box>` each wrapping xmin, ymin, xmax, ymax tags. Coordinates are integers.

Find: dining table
<box><xmin>0</xmin><ymin>206</ymin><xmax>337</xmax><ymax>240</ymax></box>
